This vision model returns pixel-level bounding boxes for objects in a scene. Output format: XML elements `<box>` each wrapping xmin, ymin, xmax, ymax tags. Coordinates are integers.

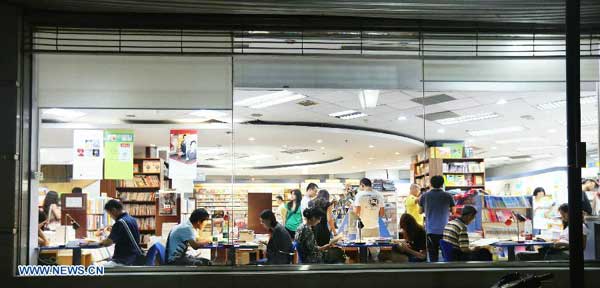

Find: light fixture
<box><xmin>316</xmin><ymin>139</ymin><xmax>323</xmax><ymax>144</ymax></box>
<box><xmin>329</xmin><ymin>110</ymin><xmax>368</xmax><ymax>120</ymax></box>
<box><xmin>535</xmin><ymin>96</ymin><xmax>596</xmax><ymax>110</ymax></box>
<box><xmin>394</xmin><ymin>152</ymin><xmax>400</xmax><ymax>155</ymax></box>
<box><xmin>368</xmin><ymin>145</ymin><xmax>375</xmax><ymax>148</ymax></box>
<box><xmin>437</xmin><ymin>128</ymin><xmax>445</xmax><ymax>134</ymax></box>
<box><xmin>234</xmin><ymin>90</ymin><xmax>306</xmax><ymax>109</ymax></box>
<box><xmin>188</xmin><ymin>110</ymin><xmax>227</xmax><ymax>118</ymax></box>
<box><xmin>43</xmin><ymin>108</ymin><xmax>86</xmax><ymax>118</ymax></box>
<box><xmin>358</xmin><ymin>90</ymin><xmax>380</xmax><ymax>109</ymax></box>
<box><xmin>436</xmin><ymin>112</ymin><xmax>500</xmax><ymax>125</ymax></box>
<box><xmin>495</xmin><ymin>137</ymin><xmax>544</xmax><ymax>144</ymax></box>
<box><xmin>248</xmin><ymin>137</ymin><xmax>256</xmax><ymax>141</ymax></box>
<box><xmin>397</xmin><ymin>116</ymin><xmax>407</xmax><ymax>121</ymax></box>
<box><xmin>467</xmin><ymin>126</ymin><xmax>525</xmax><ymax>136</ymax></box>
<box><xmin>496</xmin><ymin>99</ymin><xmax>508</xmax><ymax>105</ymax></box>
<box><xmin>368</xmin><ymin>157</ymin><xmax>376</xmax><ymax>160</ymax></box>
<box><xmin>320</xmin><ymin>147</ymin><xmax>325</xmax><ymax>150</ymax></box>
<box><xmin>491</xmin><ymin>146</ymin><xmax>498</xmax><ymax>150</ymax></box>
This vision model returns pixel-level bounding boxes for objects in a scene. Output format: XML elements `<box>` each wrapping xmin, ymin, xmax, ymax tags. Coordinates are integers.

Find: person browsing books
<box><xmin>405</xmin><ymin>184</ymin><xmax>424</xmax><ymax>226</ymax></box>
<box><xmin>166</xmin><ymin>208</ymin><xmax>212</xmax><ymax>265</ymax></box>
<box><xmin>442</xmin><ymin>205</ymin><xmax>492</xmax><ymax>261</ymax></box>
<box><xmin>93</xmin><ymin>199</ymin><xmax>142</xmax><ymax>266</ymax></box>
<box><xmin>419</xmin><ymin>175</ymin><xmax>455</xmax><ymax>262</ymax></box>
<box><xmin>285</xmin><ymin>189</ymin><xmax>303</xmax><ymax>238</ymax></box>
<box><xmin>353</xmin><ymin>178</ymin><xmax>385</xmax><ymax>261</ymax></box>
<box><xmin>301</xmin><ymin>183</ymin><xmax>319</xmax><ymax>214</ymax></box>
<box><xmin>392</xmin><ymin>213</ymin><xmax>427</xmax><ymax>262</ymax></box>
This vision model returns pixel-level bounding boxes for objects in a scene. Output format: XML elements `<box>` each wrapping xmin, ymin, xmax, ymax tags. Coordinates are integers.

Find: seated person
<box><xmin>517</xmin><ymin>203</ymin><xmax>587</xmax><ymax>261</ymax></box>
<box><xmin>166</xmin><ymin>208</ymin><xmax>212</xmax><ymax>265</ymax></box>
<box><xmin>392</xmin><ymin>213</ymin><xmax>426</xmax><ymax>262</ymax></box>
<box><xmin>38</xmin><ymin>211</ymin><xmax>50</xmax><ymax>247</ymax></box>
<box><xmin>443</xmin><ymin>205</ymin><xmax>492</xmax><ymax>261</ymax></box>
<box><xmin>295</xmin><ymin>207</ymin><xmax>340</xmax><ymax>263</ymax></box>
<box><xmin>259</xmin><ymin>209</ymin><xmax>293</xmax><ymax>264</ymax></box>
<box><xmin>94</xmin><ymin>199</ymin><xmax>143</xmax><ymax>266</ymax></box>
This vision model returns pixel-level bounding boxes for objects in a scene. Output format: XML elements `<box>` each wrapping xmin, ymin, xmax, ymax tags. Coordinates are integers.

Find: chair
<box><xmin>145</xmin><ymin>242</ymin><xmax>167</xmax><ymax>266</ymax></box>
<box><xmin>439</xmin><ymin>239</ymin><xmax>456</xmax><ymax>262</ymax></box>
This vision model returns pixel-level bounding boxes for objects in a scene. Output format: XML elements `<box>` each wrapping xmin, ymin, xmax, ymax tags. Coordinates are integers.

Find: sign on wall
<box><xmin>168</xmin><ymin>129</ymin><xmax>197</xmax><ymax>179</ymax></box>
<box><xmin>104</xmin><ymin>129</ymin><xmax>134</xmax><ymax>179</ymax></box>
<box><xmin>72</xmin><ymin>130</ymin><xmax>104</xmax><ymax>179</ymax></box>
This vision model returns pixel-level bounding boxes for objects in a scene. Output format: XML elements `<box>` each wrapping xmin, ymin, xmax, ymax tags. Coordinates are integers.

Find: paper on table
<box><xmin>470</xmin><ymin>238</ymin><xmax>499</xmax><ymax>247</ymax></box>
<box><xmin>65</xmin><ymin>197</ymin><xmax>83</xmax><ymax>208</ymax></box>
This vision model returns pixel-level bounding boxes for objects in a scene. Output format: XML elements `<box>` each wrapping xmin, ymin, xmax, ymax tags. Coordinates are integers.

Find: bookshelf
<box><xmin>412</xmin><ymin>158</ymin><xmax>485</xmax><ymax>191</ymax></box>
<box><xmin>481</xmin><ymin>195</ymin><xmax>532</xmax><ymax>239</ymax></box>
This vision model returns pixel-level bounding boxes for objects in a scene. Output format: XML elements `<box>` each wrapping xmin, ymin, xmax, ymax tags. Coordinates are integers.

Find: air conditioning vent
<box><xmin>280</xmin><ymin>148</ymin><xmax>315</xmax><ymax>154</ymax></box>
<box><xmin>410</xmin><ymin>94</ymin><xmax>456</xmax><ymax>106</ymax></box>
<box><xmin>297</xmin><ymin>100</ymin><xmax>318</xmax><ymax>106</ymax></box>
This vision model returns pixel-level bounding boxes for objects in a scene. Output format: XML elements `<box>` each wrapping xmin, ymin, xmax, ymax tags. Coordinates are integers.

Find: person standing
<box><xmin>275</xmin><ymin>195</ymin><xmax>288</xmax><ymax>225</ymax></box>
<box><xmin>353</xmin><ymin>178</ymin><xmax>385</xmax><ymax>261</ymax></box>
<box><xmin>259</xmin><ymin>209</ymin><xmax>293</xmax><ymax>264</ymax></box>
<box><xmin>532</xmin><ymin>187</ymin><xmax>554</xmax><ymax>235</ymax></box>
<box><xmin>405</xmin><ymin>184</ymin><xmax>424</xmax><ymax>226</ymax></box>
<box><xmin>284</xmin><ymin>189</ymin><xmax>303</xmax><ymax>238</ymax></box>
<box><xmin>581</xmin><ymin>179</ymin><xmax>596</xmax><ymax>215</ymax></box>
<box><xmin>301</xmin><ymin>183</ymin><xmax>319</xmax><ymax>214</ymax></box>
<box><xmin>419</xmin><ymin>175</ymin><xmax>455</xmax><ymax>262</ymax></box>
<box><xmin>310</xmin><ymin>189</ymin><xmax>337</xmax><ymax>246</ymax></box>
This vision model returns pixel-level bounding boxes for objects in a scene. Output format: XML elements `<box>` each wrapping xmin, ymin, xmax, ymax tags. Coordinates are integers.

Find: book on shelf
<box><xmin>142</xmin><ymin>160</ymin><xmax>161</xmax><ymax>173</ymax></box>
<box><xmin>119</xmin><ymin>191</ymin><xmax>156</xmax><ymax>202</ymax></box>
<box><xmin>117</xmin><ymin>175</ymin><xmax>160</xmax><ymax>188</ymax></box>
<box><xmin>443</xmin><ymin>162</ymin><xmax>485</xmax><ymax>173</ymax></box>
<box><xmin>136</xmin><ymin>218</ymin><xmax>156</xmax><ymax>230</ymax></box>
<box><xmin>124</xmin><ymin>203</ymin><xmax>157</xmax><ymax>216</ymax></box>
<box><xmin>87</xmin><ymin>197</ymin><xmax>110</xmax><ymax>214</ymax></box>
<box><xmin>484</xmin><ymin>196</ymin><xmax>531</xmax><ymax>209</ymax></box>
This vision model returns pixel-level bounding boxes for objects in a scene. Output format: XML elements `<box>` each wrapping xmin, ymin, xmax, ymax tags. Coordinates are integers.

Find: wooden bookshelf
<box><xmin>411</xmin><ymin>157</ymin><xmax>486</xmax><ymax>190</ymax></box>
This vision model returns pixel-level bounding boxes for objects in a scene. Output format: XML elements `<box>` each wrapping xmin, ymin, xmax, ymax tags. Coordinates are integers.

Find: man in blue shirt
<box><xmin>95</xmin><ymin>199</ymin><xmax>142</xmax><ymax>266</ymax></box>
<box><xmin>419</xmin><ymin>175</ymin><xmax>455</xmax><ymax>262</ymax></box>
<box><xmin>166</xmin><ymin>208</ymin><xmax>211</xmax><ymax>265</ymax></box>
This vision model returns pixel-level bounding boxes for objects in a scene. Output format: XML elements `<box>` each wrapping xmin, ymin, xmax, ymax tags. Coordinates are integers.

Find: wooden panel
<box><xmin>60</xmin><ymin>193</ymin><xmax>87</xmax><ymax>238</ymax></box>
<box><xmin>247</xmin><ymin>193</ymin><xmax>272</xmax><ymax>234</ymax></box>
<box><xmin>155</xmin><ymin>196</ymin><xmax>180</xmax><ymax>236</ymax></box>
<box><xmin>100</xmin><ymin>180</ymin><xmax>117</xmax><ymax>198</ymax></box>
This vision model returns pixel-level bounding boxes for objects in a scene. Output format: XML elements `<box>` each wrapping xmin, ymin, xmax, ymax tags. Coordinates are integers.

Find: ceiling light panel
<box><xmin>329</xmin><ymin>110</ymin><xmax>368</xmax><ymax>120</ymax></box>
<box><xmin>43</xmin><ymin>108</ymin><xmax>86</xmax><ymax>118</ymax></box>
<box><xmin>358</xmin><ymin>90</ymin><xmax>380</xmax><ymax>109</ymax></box>
<box><xmin>467</xmin><ymin>126</ymin><xmax>525</xmax><ymax>136</ymax></box>
<box><xmin>435</xmin><ymin>112</ymin><xmax>500</xmax><ymax>125</ymax></box>
<box><xmin>234</xmin><ymin>90</ymin><xmax>306</xmax><ymax>109</ymax></box>
<box><xmin>535</xmin><ymin>96</ymin><xmax>596</xmax><ymax>110</ymax></box>
<box><xmin>495</xmin><ymin>137</ymin><xmax>544</xmax><ymax>144</ymax></box>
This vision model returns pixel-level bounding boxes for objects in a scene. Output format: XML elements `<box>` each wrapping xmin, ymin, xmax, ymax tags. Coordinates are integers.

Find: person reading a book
<box><xmin>166</xmin><ymin>208</ymin><xmax>212</xmax><ymax>265</ymax></box>
<box><xmin>295</xmin><ymin>207</ymin><xmax>343</xmax><ymax>263</ymax></box>
<box><xmin>92</xmin><ymin>199</ymin><xmax>143</xmax><ymax>266</ymax></box>
<box><xmin>391</xmin><ymin>213</ymin><xmax>427</xmax><ymax>262</ymax></box>
<box><xmin>443</xmin><ymin>205</ymin><xmax>492</xmax><ymax>261</ymax></box>
<box><xmin>419</xmin><ymin>175</ymin><xmax>455</xmax><ymax>262</ymax></box>
<box><xmin>259</xmin><ymin>209</ymin><xmax>293</xmax><ymax>264</ymax></box>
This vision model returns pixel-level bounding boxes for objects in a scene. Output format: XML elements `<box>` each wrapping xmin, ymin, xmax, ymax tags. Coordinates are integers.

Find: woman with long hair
<box><xmin>294</xmin><ymin>207</ymin><xmax>341</xmax><ymax>263</ymax></box>
<box><xmin>310</xmin><ymin>189</ymin><xmax>337</xmax><ymax>246</ymax></box>
<box><xmin>259</xmin><ymin>209</ymin><xmax>292</xmax><ymax>264</ymax></box>
<box><xmin>42</xmin><ymin>191</ymin><xmax>61</xmax><ymax>226</ymax></box>
<box><xmin>284</xmin><ymin>189</ymin><xmax>303</xmax><ymax>238</ymax></box>
<box><xmin>393</xmin><ymin>213</ymin><xmax>427</xmax><ymax>262</ymax></box>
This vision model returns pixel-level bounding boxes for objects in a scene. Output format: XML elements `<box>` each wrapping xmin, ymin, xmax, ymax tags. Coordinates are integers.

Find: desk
<box><xmin>202</xmin><ymin>244</ymin><xmax>261</xmax><ymax>265</ymax></box>
<box><xmin>39</xmin><ymin>244</ymin><xmax>101</xmax><ymax>265</ymax></box>
<box><xmin>490</xmin><ymin>241</ymin><xmax>554</xmax><ymax>261</ymax></box>
<box><xmin>337</xmin><ymin>242</ymin><xmax>394</xmax><ymax>263</ymax></box>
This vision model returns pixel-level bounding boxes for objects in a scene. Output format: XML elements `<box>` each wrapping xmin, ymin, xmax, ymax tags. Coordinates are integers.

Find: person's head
<box><xmin>275</xmin><ymin>195</ymin><xmax>284</xmax><ymax>204</ymax></box>
<box><xmin>71</xmin><ymin>187</ymin><xmax>83</xmax><ymax>194</ymax></box>
<box><xmin>259</xmin><ymin>209</ymin><xmax>277</xmax><ymax>229</ymax></box>
<box><xmin>409</xmin><ymin>184</ymin><xmax>421</xmax><ymax>196</ymax></box>
<box><xmin>303</xmin><ymin>207</ymin><xmax>325</xmax><ymax>227</ymax></box>
<box><xmin>104</xmin><ymin>199</ymin><xmax>124</xmax><ymax>219</ymax></box>
<box><xmin>43</xmin><ymin>191</ymin><xmax>59</xmax><ymax>215</ymax></box>
<box><xmin>430</xmin><ymin>175</ymin><xmax>445</xmax><ymax>189</ymax></box>
<box><xmin>558</xmin><ymin>203</ymin><xmax>569</xmax><ymax>224</ymax></box>
<box><xmin>288</xmin><ymin>189</ymin><xmax>303</xmax><ymax>212</ymax></box>
<box><xmin>582</xmin><ymin>179</ymin><xmax>598</xmax><ymax>191</ymax></box>
<box><xmin>189</xmin><ymin>208</ymin><xmax>210</xmax><ymax>230</ymax></box>
<box><xmin>399</xmin><ymin>213</ymin><xmax>423</xmax><ymax>241</ymax></box>
<box><xmin>306</xmin><ymin>183</ymin><xmax>319</xmax><ymax>198</ymax></box>
<box><xmin>533</xmin><ymin>187</ymin><xmax>546</xmax><ymax>199</ymax></box>
<box><xmin>460</xmin><ymin>205</ymin><xmax>478</xmax><ymax>225</ymax></box>
<box><xmin>359</xmin><ymin>178</ymin><xmax>372</xmax><ymax>191</ymax></box>
<box><xmin>316</xmin><ymin>189</ymin><xmax>330</xmax><ymax>202</ymax></box>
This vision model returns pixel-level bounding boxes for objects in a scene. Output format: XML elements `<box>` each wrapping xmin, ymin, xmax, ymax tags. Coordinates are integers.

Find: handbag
<box><xmin>119</xmin><ymin>218</ymin><xmax>147</xmax><ymax>265</ymax></box>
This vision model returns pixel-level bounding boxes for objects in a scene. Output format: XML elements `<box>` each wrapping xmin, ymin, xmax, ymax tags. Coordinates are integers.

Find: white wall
<box><xmin>36</xmin><ymin>54</ymin><xmax>232</xmax><ymax>109</ymax></box>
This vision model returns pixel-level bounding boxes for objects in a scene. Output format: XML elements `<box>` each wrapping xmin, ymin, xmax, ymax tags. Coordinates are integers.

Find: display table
<box><xmin>38</xmin><ymin>244</ymin><xmax>102</xmax><ymax>265</ymax></box>
<box><xmin>336</xmin><ymin>242</ymin><xmax>394</xmax><ymax>263</ymax></box>
<box><xmin>201</xmin><ymin>243</ymin><xmax>261</xmax><ymax>265</ymax></box>
<box><xmin>490</xmin><ymin>241</ymin><xmax>554</xmax><ymax>261</ymax></box>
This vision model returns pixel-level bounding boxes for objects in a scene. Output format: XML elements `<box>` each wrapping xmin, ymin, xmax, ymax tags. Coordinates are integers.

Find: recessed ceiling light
<box><xmin>316</xmin><ymin>139</ymin><xmax>323</xmax><ymax>144</ymax></box>
<box><xmin>368</xmin><ymin>145</ymin><xmax>375</xmax><ymax>148</ymax></box>
<box><xmin>397</xmin><ymin>116</ymin><xmax>407</xmax><ymax>121</ymax></box>
<box><xmin>329</xmin><ymin>110</ymin><xmax>368</xmax><ymax>120</ymax></box>
<box><xmin>491</xmin><ymin>146</ymin><xmax>498</xmax><ymax>150</ymax></box>
<box><xmin>437</xmin><ymin>128</ymin><xmax>445</xmax><ymax>134</ymax></box>
<box><xmin>234</xmin><ymin>90</ymin><xmax>306</xmax><ymax>109</ymax></box>
<box><xmin>495</xmin><ymin>137</ymin><xmax>544</xmax><ymax>144</ymax></box>
<box><xmin>358</xmin><ymin>90</ymin><xmax>380</xmax><ymax>109</ymax></box>
<box><xmin>436</xmin><ymin>112</ymin><xmax>500</xmax><ymax>125</ymax></box>
<box><xmin>467</xmin><ymin>126</ymin><xmax>525</xmax><ymax>136</ymax></box>
<box><xmin>248</xmin><ymin>137</ymin><xmax>256</xmax><ymax>141</ymax></box>
<box><xmin>496</xmin><ymin>99</ymin><xmax>508</xmax><ymax>105</ymax></box>
<box><xmin>367</xmin><ymin>162</ymin><xmax>372</xmax><ymax>165</ymax></box>
<box><xmin>368</xmin><ymin>157</ymin><xmax>376</xmax><ymax>160</ymax></box>
<box><xmin>320</xmin><ymin>147</ymin><xmax>325</xmax><ymax>150</ymax></box>
<box><xmin>395</xmin><ymin>152</ymin><xmax>400</xmax><ymax>155</ymax></box>
<box><xmin>43</xmin><ymin>108</ymin><xmax>86</xmax><ymax>118</ymax></box>
<box><xmin>536</xmin><ymin>96</ymin><xmax>596</xmax><ymax>110</ymax></box>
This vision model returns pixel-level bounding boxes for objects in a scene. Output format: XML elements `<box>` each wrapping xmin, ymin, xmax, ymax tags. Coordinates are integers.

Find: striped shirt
<box><xmin>443</xmin><ymin>218</ymin><xmax>469</xmax><ymax>250</ymax></box>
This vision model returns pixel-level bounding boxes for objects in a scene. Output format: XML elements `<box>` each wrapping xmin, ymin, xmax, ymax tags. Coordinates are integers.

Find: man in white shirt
<box><xmin>300</xmin><ymin>183</ymin><xmax>319</xmax><ymax>214</ymax></box>
<box><xmin>353</xmin><ymin>178</ymin><xmax>385</xmax><ymax>261</ymax></box>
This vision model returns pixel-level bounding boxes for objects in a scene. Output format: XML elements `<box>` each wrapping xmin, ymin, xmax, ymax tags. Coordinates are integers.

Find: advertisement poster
<box><xmin>158</xmin><ymin>192</ymin><xmax>178</xmax><ymax>216</ymax></box>
<box><xmin>169</xmin><ymin>129</ymin><xmax>197</xmax><ymax>179</ymax></box>
<box><xmin>73</xmin><ymin>130</ymin><xmax>104</xmax><ymax>179</ymax></box>
<box><xmin>104</xmin><ymin>129</ymin><xmax>134</xmax><ymax>179</ymax></box>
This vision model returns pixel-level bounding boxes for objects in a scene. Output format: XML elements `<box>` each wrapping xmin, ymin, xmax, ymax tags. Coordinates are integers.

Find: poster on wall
<box><xmin>104</xmin><ymin>129</ymin><xmax>134</xmax><ymax>179</ymax></box>
<box><xmin>168</xmin><ymin>129</ymin><xmax>197</xmax><ymax>179</ymax></box>
<box><xmin>158</xmin><ymin>192</ymin><xmax>178</xmax><ymax>216</ymax></box>
<box><xmin>73</xmin><ymin>130</ymin><xmax>104</xmax><ymax>179</ymax></box>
